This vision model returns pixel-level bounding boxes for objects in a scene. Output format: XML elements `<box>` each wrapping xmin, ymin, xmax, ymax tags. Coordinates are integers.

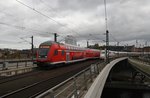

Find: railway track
<box><xmin>0</xmin><ymin>59</ymin><xmax>101</xmax><ymax>98</ymax></box>
<box><xmin>128</xmin><ymin>59</ymin><xmax>150</xmax><ymax>79</ymax></box>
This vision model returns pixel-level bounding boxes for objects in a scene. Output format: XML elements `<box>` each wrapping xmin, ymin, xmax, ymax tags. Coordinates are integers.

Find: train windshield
<box><xmin>38</xmin><ymin>48</ymin><xmax>49</xmax><ymax>58</ymax></box>
<box><xmin>39</xmin><ymin>48</ymin><xmax>49</xmax><ymax>55</ymax></box>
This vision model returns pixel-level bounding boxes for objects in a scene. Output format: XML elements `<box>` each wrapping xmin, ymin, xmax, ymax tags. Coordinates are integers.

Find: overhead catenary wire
<box><xmin>39</xmin><ymin>0</ymin><xmax>58</xmax><ymax>14</ymax></box>
<box><xmin>0</xmin><ymin>39</ymin><xmax>19</xmax><ymax>44</ymax></box>
<box><xmin>103</xmin><ymin>0</ymin><xmax>128</xmax><ymax>47</ymax></box>
<box><xmin>109</xmin><ymin>33</ymin><xmax>117</xmax><ymax>42</ymax></box>
<box><xmin>20</xmin><ymin>37</ymin><xmax>32</xmax><ymax>44</ymax></box>
<box><xmin>89</xmin><ymin>34</ymin><xmax>105</xmax><ymax>42</ymax></box>
<box><xmin>0</xmin><ymin>22</ymin><xmax>54</xmax><ymax>35</ymax></box>
<box><xmin>109</xmin><ymin>33</ymin><xmax>129</xmax><ymax>46</ymax></box>
<box><xmin>109</xmin><ymin>33</ymin><xmax>120</xmax><ymax>45</ymax></box>
<box><xmin>16</xmin><ymin>0</ymin><xmax>81</xmax><ymax>37</ymax></box>
<box><xmin>104</xmin><ymin>0</ymin><xmax>108</xmax><ymax>31</ymax></box>
<box><xmin>16</xmin><ymin>0</ymin><xmax>108</xmax><ymax>45</ymax></box>
<box><xmin>0</xmin><ymin>21</ymin><xmax>76</xmax><ymax>44</ymax></box>
<box><xmin>17</xmin><ymin>0</ymin><xmax>104</xmax><ymax>42</ymax></box>
<box><xmin>16</xmin><ymin>0</ymin><xmax>62</xmax><ymax>26</ymax></box>
<box><xmin>104</xmin><ymin>0</ymin><xmax>124</xmax><ymax>47</ymax></box>
<box><xmin>39</xmin><ymin>0</ymin><xmax>86</xmax><ymax>34</ymax></box>
<box><xmin>0</xmin><ymin>10</ymin><xmax>57</xmax><ymax>36</ymax></box>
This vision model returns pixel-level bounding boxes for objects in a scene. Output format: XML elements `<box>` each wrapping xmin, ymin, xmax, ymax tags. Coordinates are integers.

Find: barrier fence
<box><xmin>129</xmin><ymin>57</ymin><xmax>150</xmax><ymax>65</ymax></box>
<box><xmin>0</xmin><ymin>59</ymin><xmax>35</xmax><ymax>70</ymax></box>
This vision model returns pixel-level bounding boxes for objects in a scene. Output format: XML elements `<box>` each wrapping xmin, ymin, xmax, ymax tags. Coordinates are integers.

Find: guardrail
<box><xmin>36</xmin><ymin>62</ymin><xmax>106</xmax><ymax>98</ymax></box>
<box><xmin>128</xmin><ymin>58</ymin><xmax>150</xmax><ymax>78</ymax></box>
<box><xmin>0</xmin><ymin>66</ymin><xmax>36</xmax><ymax>76</ymax></box>
<box><xmin>129</xmin><ymin>57</ymin><xmax>150</xmax><ymax>65</ymax></box>
<box><xmin>0</xmin><ymin>59</ymin><xmax>36</xmax><ymax>71</ymax></box>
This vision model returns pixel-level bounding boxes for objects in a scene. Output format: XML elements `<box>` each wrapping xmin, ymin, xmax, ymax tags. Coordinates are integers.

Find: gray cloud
<box><xmin>0</xmin><ymin>0</ymin><xmax>150</xmax><ymax>49</ymax></box>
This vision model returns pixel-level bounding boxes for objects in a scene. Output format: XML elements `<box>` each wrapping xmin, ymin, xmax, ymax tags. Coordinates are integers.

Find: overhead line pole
<box><xmin>106</xmin><ymin>30</ymin><xmax>109</xmax><ymax>63</ymax></box>
<box><xmin>104</xmin><ymin>0</ymin><xmax>109</xmax><ymax>63</ymax></box>
<box><xmin>31</xmin><ymin>36</ymin><xmax>34</xmax><ymax>60</ymax></box>
<box><xmin>87</xmin><ymin>40</ymin><xmax>89</xmax><ymax>48</ymax></box>
<box><xmin>54</xmin><ymin>33</ymin><xmax>57</xmax><ymax>42</ymax></box>
<box><xmin>117</xmin><ymin>42</ymin><xmax>119</xmax><ymax>57</ymax></box>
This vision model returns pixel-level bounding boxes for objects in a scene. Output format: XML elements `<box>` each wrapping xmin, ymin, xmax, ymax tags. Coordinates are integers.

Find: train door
<box><xmin>66</xmin><ymin>50</ymin><xmax>70</xmax><ymax>63</ymax></box>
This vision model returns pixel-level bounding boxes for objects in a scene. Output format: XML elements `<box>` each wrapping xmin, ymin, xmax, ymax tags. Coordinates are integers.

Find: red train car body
<box><xmin>36</xmin><ymin>41</ymin><xmax>100</xmax><ymax>67</ymax></box>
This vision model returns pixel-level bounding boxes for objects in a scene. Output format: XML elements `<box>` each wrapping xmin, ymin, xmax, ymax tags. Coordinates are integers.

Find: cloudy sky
<box><xmin>0</xmin><ymin>0</ymin><xmax>150</xmax><ymax>49</ymax></box>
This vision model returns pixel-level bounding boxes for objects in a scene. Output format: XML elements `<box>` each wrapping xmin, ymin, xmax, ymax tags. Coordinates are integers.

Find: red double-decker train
<box><xmin>36</xmin><ymin>41</ymin><xmax>100</xmax><ymax>67</ymax></box>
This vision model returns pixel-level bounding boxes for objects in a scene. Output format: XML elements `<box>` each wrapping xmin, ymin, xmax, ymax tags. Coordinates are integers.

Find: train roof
<box><xmin>40</xmin><ymin>41</ymin><xmax>100</xmax><ymax>51</ymax></box>
<box><xmin>40</xmin><ymin>41</ymin><xmax>63</xmax><ymax>46</ymax></box>
<box><xmin>40</xmin><ymin>41</ymin><xmax>79</xmax><ymax>47</ymax></box>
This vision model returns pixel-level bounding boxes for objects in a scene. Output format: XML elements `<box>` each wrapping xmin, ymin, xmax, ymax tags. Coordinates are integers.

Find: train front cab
<box><xmin>37</xmin><ymin>44</ymin><xmax>68</xmax><ymax>67</ymax></box>
<box><xmin>36</xmin><ymin>45</ymin><xmax>51</xmax><ymax>67</ymax></box>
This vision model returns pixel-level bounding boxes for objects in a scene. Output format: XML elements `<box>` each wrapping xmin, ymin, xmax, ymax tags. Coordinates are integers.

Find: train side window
<box><xmin>54</xmin><ymin>50</ymin><xmax>58</xmax><ymax>55</ymax></box>
<box><xmin>62</xmin><ymin>50</ymin><xmax>65</xmax><ymax>55</ymax></box>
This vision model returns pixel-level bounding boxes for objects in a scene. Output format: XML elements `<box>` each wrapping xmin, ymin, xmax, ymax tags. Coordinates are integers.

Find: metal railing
<box><xmin>129</xmin><ymin>57</ymin><xmax>150</xmax><ymax>65</ymax></box>
<box><xmin>84</xmin><ymin>57</ymin><xmax>128</xmax><ymax>98</ymax></box>
<box><xmin>128</xmin><ymin>58</ymin><xmax>150</xmax><ymax>78</ymax></box>
<box><xmin>0</xmin><ymin>66</ymin><xmax>36</xmax><ymax>76</ymax></box>
<box><xmin>0</xmin><ymin>59</ymin><xmax>35</xmax><ymax>71</ymax></box>
<box><xmin>36</xmin><ymin>62</ymin><xmax>106</xmax><ymax>98</ymax></box>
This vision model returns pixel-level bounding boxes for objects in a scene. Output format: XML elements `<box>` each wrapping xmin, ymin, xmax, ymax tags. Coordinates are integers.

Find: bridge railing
<box><xmin>36</xmin><ymin>62</ymin><xmax>106</xmax><ymax>98</ymax></box>
<box><xmin>0</xmin><ymin>59</ymin><xmax>36</xmax><ymax>70</ymax></box>
<box><xmin>84</xmin><ymin>57</ymin><xmax>127</xmax><ymax>98</ymax></box>
<box><xmin>129</xmin><ymin>57</ymin><xmax>150</xmax><ymax>65</ymax></box>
